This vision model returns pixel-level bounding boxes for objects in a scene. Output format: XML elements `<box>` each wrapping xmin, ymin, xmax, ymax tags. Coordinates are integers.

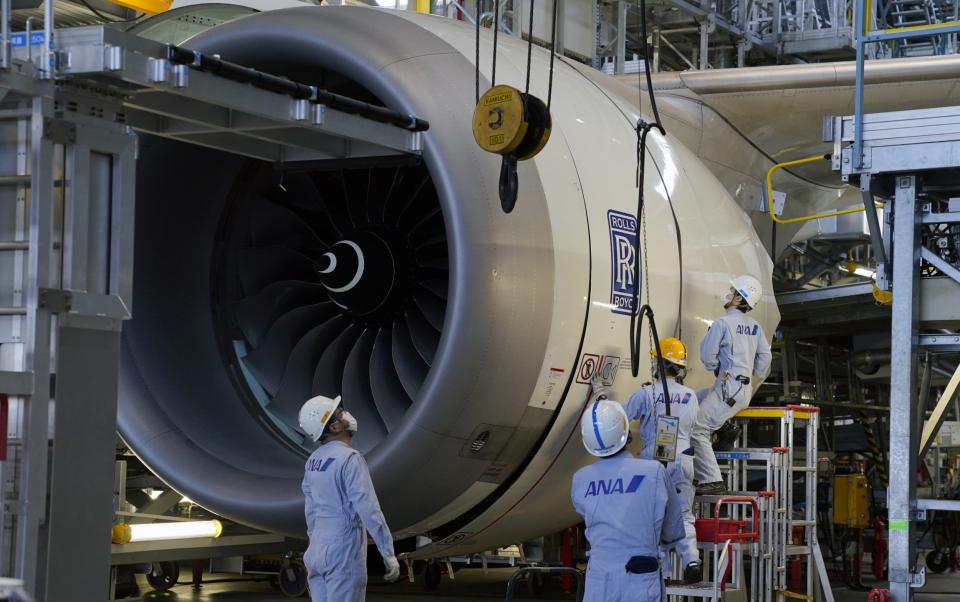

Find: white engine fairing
<box><xmin>118</xmin><ymin>6</ymin><xmax>777</xmax><ymax>557</ymax></box>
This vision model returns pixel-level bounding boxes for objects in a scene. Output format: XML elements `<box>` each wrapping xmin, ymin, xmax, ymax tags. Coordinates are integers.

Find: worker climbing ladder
<box><xmin>665</xmin><ymin>405</ymin><xmax>834</xmax><ymax>602</ymax></box>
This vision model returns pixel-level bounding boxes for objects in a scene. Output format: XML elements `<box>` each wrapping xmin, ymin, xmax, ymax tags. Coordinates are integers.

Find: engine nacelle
<box><xmin>118</xmin><ymin>6</ymin><xmax>777</xmax><ymax>554</ymax></box>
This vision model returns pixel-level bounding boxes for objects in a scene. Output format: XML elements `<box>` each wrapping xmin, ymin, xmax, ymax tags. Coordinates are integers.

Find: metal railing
<box><xmin>0</xmin><ymin>0</ymin><xmax>55</xmax><ymax>77</ymax></box>
<box><xmin>852</xmin><ymin>0</ymin><xmax>960</xmax><ymax>167</ymax></box>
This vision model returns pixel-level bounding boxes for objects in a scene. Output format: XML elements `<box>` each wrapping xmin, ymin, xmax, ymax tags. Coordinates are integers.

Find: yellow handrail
<box><xmin>882</xmin><ymin>19</ymin><xmax>960</xmax><ymax>34</ymax></box>
<box><xmin>766</xmin><ymin>154</ymin><xmax>881</xmax><ymax>225</ymax></box>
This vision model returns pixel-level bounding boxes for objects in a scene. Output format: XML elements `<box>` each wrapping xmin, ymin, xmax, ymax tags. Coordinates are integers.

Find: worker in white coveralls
<box><xmin>623</xmin><ymin>337</ymin><xmax>703</xmax><ymax>584</ymax></box>
<box><xmin>571</xmin><ymin>398</ymin><xmax>686</xmax><ymax>601</ymax></box>
<box><xmin>691</xmin><ymin>275</ymin><xmax>772</xmax><ymax>495</ymax></box>
<box><xmin>298</xmin><ymin>395</ymin><xmax>400</xmax><ymax>601</ymax></box>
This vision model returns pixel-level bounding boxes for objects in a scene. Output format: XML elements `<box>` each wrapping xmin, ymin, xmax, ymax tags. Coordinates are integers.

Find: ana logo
<box><xmin>607</xmin><ymin>210</ymin><xmax>640</xmax><ymax>315</ymax></box>
<box><xmin>307</xmin><ymin>458</ymin><xmax>335</xmax><ymax>472</ymax></box>
<box><xmin>735</xmin><ymin>324</ymin><xmax>759</xmax><ymax>336</ymax></box>
<box><xmin>655</xmin><ymin>392</ymin><xmax>693</xmax><ymax>405</ymax></box>
<box><xmin>584</xmin><ymin>474</ymin><xmax>646</xmax><ymax>497</ymax></box>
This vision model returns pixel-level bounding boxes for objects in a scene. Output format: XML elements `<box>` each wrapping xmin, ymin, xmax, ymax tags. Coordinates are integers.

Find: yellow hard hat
<box><xmin>650</xmin><ymin>337</ymin><xmax>687</xmax><ymax>367</ymax></box>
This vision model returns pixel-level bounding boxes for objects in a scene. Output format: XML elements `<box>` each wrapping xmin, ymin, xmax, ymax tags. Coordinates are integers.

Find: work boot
<box><xmin>696</xmin><ymin>481</ymin><xmax>728</xmax><ymax>495</ymax></box>
<box><xmin>683</xmin><ymin>561</ymin><xmax>703</xmax><ymax>585</ymax></box>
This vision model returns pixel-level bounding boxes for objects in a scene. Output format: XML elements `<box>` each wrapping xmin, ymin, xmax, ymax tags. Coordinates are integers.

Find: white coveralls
<box><xmin>625</xmin><ymin>379</ymin><xmax>700</xmax><ymax>567</ymax></box>
<box><xmin>302</xmin><ymin>440</ymin><xmax>394</xmax><ymax>602</ymax></box>
<box><xmin>571</xmin><ymin>452</ymin><xmax>686</xmax><ymax>602</ymax></box>
<box><xmin>691</xmin><ymin>308</ymin><xmax>773</xmax><ymax>484</ymax></box>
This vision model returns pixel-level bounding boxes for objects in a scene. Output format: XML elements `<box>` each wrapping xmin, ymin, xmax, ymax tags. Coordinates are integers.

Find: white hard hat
<box><xmin>298</xmin><ymin>395</ymin><xmax>342</xmax><ymax>442</ymax></box>
<box><xmin>728</xmin><ymin>275</ymin><xmax>763</xmax><ymax>309</ymax></box>
<box><xmin>580</xmin><ymin>399</ymin><xmax>629</xmax><ymax>457</ymax></box>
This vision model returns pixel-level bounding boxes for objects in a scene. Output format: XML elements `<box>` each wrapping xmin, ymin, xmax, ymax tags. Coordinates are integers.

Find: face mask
<box><xmin>341</xmin><ymin>411</ymin><xmax>358</xmax><ymax>433</ymax></box>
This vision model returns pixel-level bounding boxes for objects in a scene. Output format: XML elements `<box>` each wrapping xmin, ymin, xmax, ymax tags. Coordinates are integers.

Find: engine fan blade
<box><xmin>405</xmin><ymin>307</ymin><xmax>439</xmax><ymax>365</ymax></box>
<box><xmin>233</xmin><ymin>280</ymin><xmax>328</xmax><ymax>349</ymax></box>
<box><xmin>245</xmin><ymin>195</ymin><xmax>325</xmax><ymax>253</ymax></box>
<box><xmin>243</xmin><ymin>302</ymin><xmax>339</xmax><ymax>395</ymax></box>
<box><xmin>312</xmin><ymin>323</ymin><xmax>363</xmax><ymax>398</ymax></box>
<box><xmin>413</xmin><ymin>290</ymin><xmax>446</xmax><ymax>331</ymax></box>
<box><xmin>369</xmin><ymin>328</ymin><xmax>412</xmax><ymax>432</ymax></box>
<box><xmin>391</xmin><ymin>320</ymin><xmax>428</xmax><ymax>400</ymax></box>
<box><xmin>341</xmin><ymin>329</ymin><xmax>388</xmax><ymax>452</ymax></box>
<box><xmin>340</xmin><ymin>169</ymin><xmax>370</xmax><ymax>228</ymax></box>
<box><xmin>387</xmin><ymin>172</ymin><xmax>430</xmax><ymax>226</ymax></box>
<box><xmin>236</xmin><ymin>246</ymin><xmax>316</xmax><ymax>297</ymax></box>
<box><xmin>418</xmin><ymin>278</ymin><xmax>448</xmax><ymax>300</ymax></box>
<box><xmin>406</xmin><ymin>205</ymin><xmax>442</xmax><ymax>239</ymax></box>
<box><xmin>268</xmin><ymin>173</ymin><xmax>346</xmax><ymax>242</ymax></box>
<box><xmin>310</xmin><ymin>171</ymin><xmax>356</xmax><ymax>235</ymax></box>
<box><xmin>267</xmin><ymin>316</ymin><xmax>350</xmax><ymax>425</ymax></box>
<box><xmin>368</xmin><ymin>166</ymin><xmax>399</xmax><ymax>224</ymax></box>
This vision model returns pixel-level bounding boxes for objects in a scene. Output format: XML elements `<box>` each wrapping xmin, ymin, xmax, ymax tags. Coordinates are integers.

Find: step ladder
<box><xmin>665</xmin><ymin>406</ymin><xmax>834</xmax><ymax>602</ymax></box>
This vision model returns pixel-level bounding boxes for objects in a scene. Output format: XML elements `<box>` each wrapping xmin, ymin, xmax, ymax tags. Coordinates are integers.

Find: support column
<box><xmin>888</xmin><ymin>174</ymin><xmax>921</xmax><ymax>602</ymax></box>
<box><xmin>615</xmin><ymin>0</ymin><xmax>627</xmax><ymax>75</ymax></box>
<box><xmin>44</xmin><ymin>326</ymin><xmax>121</xmax><ymax>602</ymax></box>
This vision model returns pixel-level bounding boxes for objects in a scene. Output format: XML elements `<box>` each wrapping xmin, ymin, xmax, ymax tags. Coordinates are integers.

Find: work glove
<box><xmin>590</xmin><ymin>372</ymin><xmax>609</xmax><ymax>401</ymax></box>
<box><xmin>384</xmin><ymin>555</ymin><xmax>401</xmax><ymax>582</ymax></box>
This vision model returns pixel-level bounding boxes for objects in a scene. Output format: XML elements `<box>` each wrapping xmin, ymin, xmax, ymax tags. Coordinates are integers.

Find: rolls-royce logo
<box><xmin>607</xmin><ymin>210</ymin><xmax>640</xmax><ymax>315</ymax></box>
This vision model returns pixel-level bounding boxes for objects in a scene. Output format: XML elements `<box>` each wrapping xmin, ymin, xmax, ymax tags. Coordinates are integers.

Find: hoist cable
<box><xmin>524</xmin><ymin>0</ymin><xmax>535</xmax><ymax>95</ymax></box>
<box><xmin>475</xmin><ymin>0</ymin><xmax>481</xmax><ymax>104</ymax></box>
<box><xmin>631</xmin><ymin>305</ymin><xmax>673</xmax><ymax>418</ymax></box>
<box><xmin>636</xmin><ymin>0</ymin><xmax>664</xmax><ymax>135</ymax></box>
<box><xmin>629</xmin><ymin>0</ymin><xmax>676</xmax><ymax>406</ymax></box>
<box><xmin>547</xmin><ymin>0</ymin><xmax>559</xmax><ymax>108</ymax></box>
<box><xmin>491</xmin><ymin>0</ymin><xmax>500</xmax><ymax>86</ymax></box>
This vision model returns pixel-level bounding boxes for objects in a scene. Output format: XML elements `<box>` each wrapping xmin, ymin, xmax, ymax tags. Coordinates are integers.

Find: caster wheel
<box><xmin>146</xmin><ymin>561</ymin><xmax>180</xmax><ymax>591</ymax></box>
<box><xmin>927</xmin><ymin>550</ymin><xmax>949</xmax><ymax>574</ymax></box>
<box><xmin>279</xmin><ymin>561</ymin><xmax>309</xmax><ymax>597</ymax></box>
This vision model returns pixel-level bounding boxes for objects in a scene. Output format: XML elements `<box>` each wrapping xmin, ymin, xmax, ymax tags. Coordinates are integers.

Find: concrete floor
<box><xmin>127</xmin><ymin>569</ymin><xmax>960</xmax><ymax>601</ymax></box>
<box><xmin>134</xmin><ymin>568</ymin><xmax>568</xmax><ymax>601</ymax></box>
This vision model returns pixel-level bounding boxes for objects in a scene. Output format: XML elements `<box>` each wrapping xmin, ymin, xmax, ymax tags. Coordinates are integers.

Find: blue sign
<box><xmin>607</xmin><ymin>210</ymin><xmax>640</xmax><ymax>315</ymax></box>
<box><xmin>11</xmin><ymin>33</ymin><xmax>46</xmax><ymax>48</ymax></box>
<box><xmin>716</xmin><ymin>452</ymin><xmax>751</xmax><ymax>460</ymax></box>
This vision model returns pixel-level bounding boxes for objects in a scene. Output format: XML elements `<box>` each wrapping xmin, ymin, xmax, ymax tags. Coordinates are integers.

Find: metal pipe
<box><xmin>42</xmin><ymin>0</ymin><xmax>53</xmax><ymax>79</ymax></box>
<box><xmin>618</xmin><ymin>54</ymin><xmax>960</xmax><ymax>93</ymax></box>
<box><xmin>0</xmin><ymin>241</ymin><xmax>27</xmax><ymax>251</ymax></box>
<box><xmin>24</xmin><ymin>17</ymin><xmax>40</xmax><ymax>67</ymax></box>
<box><xmin>1</xmin><ymin>0</ymin><xmax>9</xmax><ymax>70</ymax></box>
<box><xmin>166</xmin><ymin>45</ymin><xmax>430</xmax><ymax>132</ymax></box>
<box><xmin>812</xmin><ymin>399</ymin><xmax>890</xmax><ymax>412</ymax></box>
<box><xmin>0</xmin><ymin>307</ymin><xmax>26</xmax><ymax>315</ymax></box>
<box><xmin>659</xmin><ymin>35</ymin><xmax>698</xmax><ymax>70</ymax></box>
<box><xmin>0</xmin><ymin>175</ymin><xmax>31</xmax><ymax>185</ymax></box>
<box><xmin>448</xmin><ymin>0</ymin><xmax>477</xmax><ymax>25</ymax></box>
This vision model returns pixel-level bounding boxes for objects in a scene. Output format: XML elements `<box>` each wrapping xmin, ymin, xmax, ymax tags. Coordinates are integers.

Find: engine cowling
<box><xmin>118</xmin><ymin>6</ymin><xmax>778</xmax><ymax>552</ymax></box>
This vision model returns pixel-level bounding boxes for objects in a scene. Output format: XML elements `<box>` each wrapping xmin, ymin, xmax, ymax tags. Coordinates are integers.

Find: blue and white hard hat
<box><xmin>580</xmin><ymin>399</ymin><xmax>629</xmax><ymax>457</ymax></box>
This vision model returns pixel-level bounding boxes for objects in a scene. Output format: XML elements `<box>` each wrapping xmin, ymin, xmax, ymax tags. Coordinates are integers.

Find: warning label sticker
<box><xmin>576</xmin><ymin>353</ymin><xmax>621</xmax><ymax>386</ymax></box>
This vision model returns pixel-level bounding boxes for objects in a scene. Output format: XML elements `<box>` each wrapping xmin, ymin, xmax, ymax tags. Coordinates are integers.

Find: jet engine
<box><xmin>118</xmin><ymin>5</ymin><xmax>778</xmax><ymax>556</ymax></box>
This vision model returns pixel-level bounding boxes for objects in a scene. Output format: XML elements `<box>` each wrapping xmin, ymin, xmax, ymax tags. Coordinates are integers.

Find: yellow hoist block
<box><xmin>473</xmin><ymin>85</ymin><xmax>528</xmax><ymax>155</ymax></box>
<box><xmin>472</xmin><ymin>85</ymin><xmax>552</xmax><ymax>160</ymax></box>
<box><xmin>833</xmin><ymin>474</ymin><xmax>870</xmax><ymax>528</ymax></box>
<box><xmin>108</xmin><ymin>0</ymin><xmax>172</xmax><ymax>14</ymax></box>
